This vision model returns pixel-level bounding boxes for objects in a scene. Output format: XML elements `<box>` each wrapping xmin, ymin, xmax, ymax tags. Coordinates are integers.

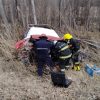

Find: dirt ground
<box><xmin>0</xmin><ymin>55</ymin><xmax>100</xmax><ymax>100</ymax></box>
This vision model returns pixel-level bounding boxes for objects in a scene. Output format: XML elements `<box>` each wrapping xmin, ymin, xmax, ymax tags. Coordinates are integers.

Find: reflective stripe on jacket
<box><xmin>54</xmin><ymin>40</ymin><xmax>72</xmax><ymax>59</ymax></box>
<box><xmin>59</xmin><ymin>54</ymin><xmax>72</xmax><ymax>59</ymax></box>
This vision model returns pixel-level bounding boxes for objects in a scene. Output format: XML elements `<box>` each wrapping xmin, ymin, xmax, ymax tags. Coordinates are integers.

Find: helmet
<box><xmin>63</xmin><ymin>33</ymin><xmax>73</xmax><ymax>40</ymax></box>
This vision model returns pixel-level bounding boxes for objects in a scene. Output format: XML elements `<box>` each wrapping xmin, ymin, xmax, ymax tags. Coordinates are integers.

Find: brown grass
<box><xmin>0</xmin><ymin>25</ymin><xmax>100</xmax><ymax>100</ymax></box>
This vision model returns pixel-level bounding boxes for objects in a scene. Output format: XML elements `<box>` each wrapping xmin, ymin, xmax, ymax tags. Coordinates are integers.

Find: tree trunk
<box><xmin>31</xmin><ymin>0</ymin><xmax>37</xmax><ymax>24</ymax></box>
<box><xmin>0</xmin><ymin>0</ymin><xmax>8</xmax><ymax>25</ymax></box>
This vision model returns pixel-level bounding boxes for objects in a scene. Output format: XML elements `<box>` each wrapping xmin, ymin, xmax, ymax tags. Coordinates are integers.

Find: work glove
<box><xmin>72</xmin><ymin>64</ymin><xmax>80</xmax><ymax>71</ymax></box>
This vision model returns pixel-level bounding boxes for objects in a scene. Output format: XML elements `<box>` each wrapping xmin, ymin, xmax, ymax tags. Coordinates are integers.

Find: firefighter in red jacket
<box><xmin>63</xmin><ymin>33</ymin><xmax>80</xmax><ymax>71</ymax></box>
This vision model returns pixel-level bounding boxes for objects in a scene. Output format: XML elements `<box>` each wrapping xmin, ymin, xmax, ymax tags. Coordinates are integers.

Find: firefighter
<box><xmin>50</xmin><ymin>40</ymin><xmax>72</xmax><ymax>87</ymax></box>
<box><xmin>53</xmin><ymin>40</ymin><xmax>72</xmax><ymax>73</ymax></box>
<box><xmin>34</xmin><ymin>34</ymin><xmax>54</xmax><ymax>76</ymax></box>
<box><xmin>63</xmin><ymin>33</ymin><xmax>80</xmax><ymax>71</ymax></box>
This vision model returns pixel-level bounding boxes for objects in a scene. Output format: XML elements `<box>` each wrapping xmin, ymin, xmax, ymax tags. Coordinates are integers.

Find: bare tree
<box><xmin>31</xmin><ymin>0</ymin><xmax>37</xmax><ymax>24</ymax></box>
<box><xmin>0</xmin><ymin>0</ymin><xmax>100</xmax><ymax>32</ymax></box>
<box><xmin>0</xmin><ymin>0</ymin><xmax>8</xmax><ymax>25</ymax></box>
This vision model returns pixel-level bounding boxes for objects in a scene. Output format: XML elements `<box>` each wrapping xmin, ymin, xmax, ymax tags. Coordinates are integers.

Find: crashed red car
<box><xmin>16</xmin><ymin>26</ymin><xmax>61</xmax><ymax>49</ymax></box>
<box><xmin>15</xmin><ymin>25</ymin><xmax>61</xmax><ymax>66</ymax></box>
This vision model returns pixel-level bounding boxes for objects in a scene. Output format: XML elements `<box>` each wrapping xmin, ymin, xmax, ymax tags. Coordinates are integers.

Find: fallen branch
<box><xmin>77</xmin><ymin>38</ymin><xmax>100</xmax><ymax>49</ymax></box>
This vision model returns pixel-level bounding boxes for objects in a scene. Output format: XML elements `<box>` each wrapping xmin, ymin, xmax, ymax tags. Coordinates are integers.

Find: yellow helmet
<box><xmin>63</xmin><ymin>33</ymin><xmax>73</xmax><ymax>40</ymax></box>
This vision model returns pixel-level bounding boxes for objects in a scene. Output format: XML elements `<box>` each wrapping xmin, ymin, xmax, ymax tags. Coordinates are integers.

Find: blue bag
<box><xmin>85</xmin><ymin>64</ymin><xmax>94</xmax><ymax>77</ymax></box>
<box><xmin>85</xmin><ymin>64</ymin><xmax>100</xmax><ymax>77</ymax></box>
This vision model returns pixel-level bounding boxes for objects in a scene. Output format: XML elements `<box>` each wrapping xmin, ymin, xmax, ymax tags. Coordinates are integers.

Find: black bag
<box><xmin>51</xmin><ymin>72</ymin><xmax>72</xmax><ymax>88</ymax></box>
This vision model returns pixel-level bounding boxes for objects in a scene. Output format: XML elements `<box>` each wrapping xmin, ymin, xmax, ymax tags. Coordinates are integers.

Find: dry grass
<box><xmin>0</xmin><ymin>56</ymin><xmax>100</xmax><ymax>100</ymax></box>
<box><xmin>0</xmin><ymin>26</ymin><xmax>100</xmax><ymax>100</ymax></box>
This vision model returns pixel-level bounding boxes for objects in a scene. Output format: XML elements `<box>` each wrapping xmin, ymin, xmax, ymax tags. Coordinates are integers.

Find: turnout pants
<box><xmin>72</xmin><ymin>51</ymin><xmax>80</xmax><ymax>65</ymax></box>
<box><xmin>58</xmin><ymin>58</ymin><xmax>70</xmax><ymax>72</ymax></box>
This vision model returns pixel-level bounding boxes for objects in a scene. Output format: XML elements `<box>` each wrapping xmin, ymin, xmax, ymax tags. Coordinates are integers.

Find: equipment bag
<box><xmin>51</xmin><ymin>72</ymin><xmax>72</xmax><ymax>88</ymax></box>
